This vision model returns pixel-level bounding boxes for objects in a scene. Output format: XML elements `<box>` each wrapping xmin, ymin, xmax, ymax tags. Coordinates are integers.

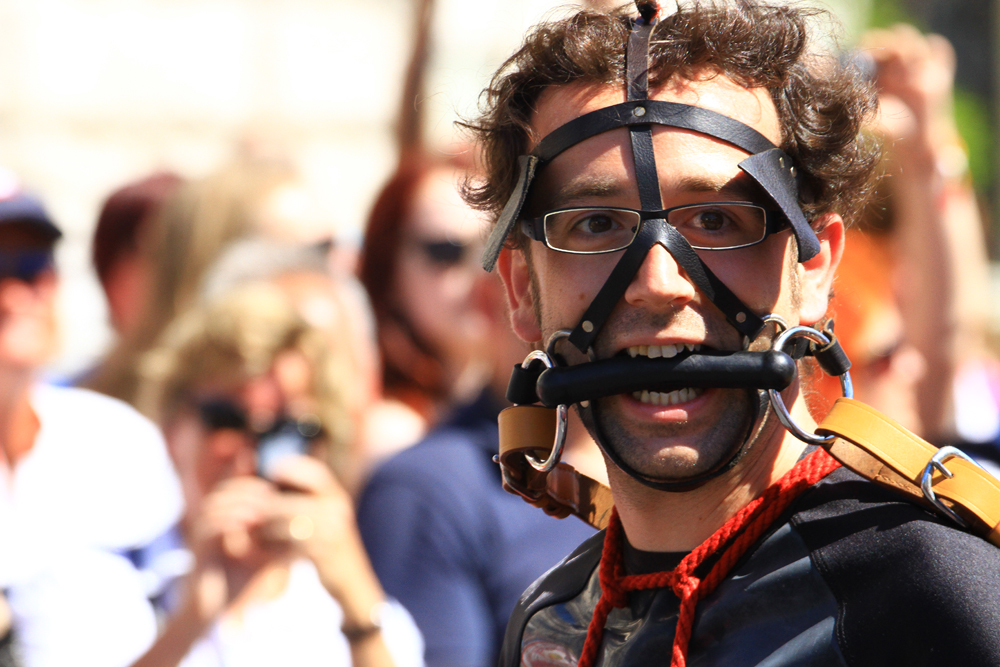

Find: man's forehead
<box><xmin>529</xmin><ymin>72</ymin><xmax>782</xmax><ymax>149</ymax></box>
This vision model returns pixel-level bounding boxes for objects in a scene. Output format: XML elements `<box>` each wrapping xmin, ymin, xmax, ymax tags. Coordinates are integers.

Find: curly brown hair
<box><xmin>462</xmin><ymin>1</ymin><xmax>880</xmax><ymax>239</ymax></box>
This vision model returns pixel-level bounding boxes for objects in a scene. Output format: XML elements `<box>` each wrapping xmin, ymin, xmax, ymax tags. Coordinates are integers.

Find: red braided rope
<box><xmin>576</xmin><ymin>448</ymin><xmax>840</xmax><ymax>667</ymax></box>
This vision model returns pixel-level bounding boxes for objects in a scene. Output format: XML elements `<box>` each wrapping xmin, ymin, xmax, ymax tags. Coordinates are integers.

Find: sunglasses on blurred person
<box><xmin>0</xmin><ymin>250</ymin><xmax>53</xmax><ymax>283</ymax></box>
<box><xmin>413</xmin><ymin>238</ymin><xmax>471</xmax><ymax>268</ymax></box>
<box><xmin>194</xmin><ymin>397</ymin><xmax>324</xmax><ymax>480</ymax></box>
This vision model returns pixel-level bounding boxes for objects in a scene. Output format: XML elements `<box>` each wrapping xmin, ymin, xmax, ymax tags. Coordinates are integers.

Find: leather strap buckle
<box><xmin>921</xmin><ymin>446</ymin><xmax>986</xmax><ymax>528</ymax></box>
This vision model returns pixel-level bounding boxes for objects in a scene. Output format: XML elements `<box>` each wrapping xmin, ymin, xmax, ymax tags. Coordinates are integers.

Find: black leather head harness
<box><xmin>483</xmin><ymin>2</ymin><xmax>825</xmax><ymax>490</ymax></box>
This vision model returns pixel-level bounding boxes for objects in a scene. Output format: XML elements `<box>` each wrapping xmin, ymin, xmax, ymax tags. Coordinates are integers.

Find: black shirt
<box><xmin>501</xmin><ymin>467</ymin><xmax>1000</xmax><ymax>667</ymax></box>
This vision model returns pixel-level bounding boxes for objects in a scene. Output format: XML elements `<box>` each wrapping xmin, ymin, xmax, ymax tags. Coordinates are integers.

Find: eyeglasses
<box><xmin>521</xmin><ymin>202</ymin><xmax>784</xmax><ymax>255</ymax></box>
<box><xmin>0</xmin><ymin>250</ymin><xmax>53</xmax><ymax>282</ymax></box>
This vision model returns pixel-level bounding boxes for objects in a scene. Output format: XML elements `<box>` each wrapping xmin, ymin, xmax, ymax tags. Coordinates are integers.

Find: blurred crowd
<box><xmin>0</xmin><ymin>21</ymin><xmax>996</xmax><ymax>667</ymax></box>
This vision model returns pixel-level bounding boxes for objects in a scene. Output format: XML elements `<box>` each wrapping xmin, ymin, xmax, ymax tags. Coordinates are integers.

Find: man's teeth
<box><xmin>631</xmin><ymin>387</ymin><xmax>705</xmax><ymax>406</ymax></box>
<box><xmin>627</xmin><ymin>343</ymin><xmax>701</xmax><ymax>359</ymax></box>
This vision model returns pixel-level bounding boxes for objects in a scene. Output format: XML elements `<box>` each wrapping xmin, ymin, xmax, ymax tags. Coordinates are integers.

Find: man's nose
<box><xmin>623</xmin><ymin>242</ymin><xmax>696</xmax><ymax>310</ymax></box>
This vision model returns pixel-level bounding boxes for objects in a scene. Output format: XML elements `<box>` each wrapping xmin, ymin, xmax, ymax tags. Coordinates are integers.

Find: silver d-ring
<box><xmin>524</xmin><ymin>403</ymin><xmax>569</xmax><ymax>472</ymax></box>
<box><xmin>518</xmin><ymin>344</ymin><xmax>570</xmax><ymax>472</ymax></box>
<box><xmin>767</xmin><ymin>325</ymin><xmax>854</xmax><ymax>446</ymax></box>
<box><xmin>545</xmin><ymin>329</ymin><xmax>572</xmax><ymax>359</ymax></box>
<box><xmin>743</xmin><ymin>313</ymin><xmax>787</xmax><ymax>351</ymax></box>
<box><xmin>521</xmin><ymin>349</ymin><xmax>554</xmax><ymax>371</ymax></box>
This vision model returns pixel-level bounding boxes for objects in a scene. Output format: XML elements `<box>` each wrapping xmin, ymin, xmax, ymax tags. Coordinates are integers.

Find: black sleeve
<box><xmin>792</xmin><ymin>477</ymin><xmax>1000</xmax><ymax>667</ymax></box>
<box><xmin>497</xmin><ymin>531</ymin><xmax>605</xmax><ymax>667</ymax></box>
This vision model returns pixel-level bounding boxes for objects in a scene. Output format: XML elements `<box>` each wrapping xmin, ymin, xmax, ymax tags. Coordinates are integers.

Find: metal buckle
<box><xmin>768</xmin><ymin>325</ymin><xmax>854</xmax><ymax>446</ymax></box>
<box><xmin>920</xmin><ymin>446</ymin><xmax>984</xmax><ymax>528</ymax></box>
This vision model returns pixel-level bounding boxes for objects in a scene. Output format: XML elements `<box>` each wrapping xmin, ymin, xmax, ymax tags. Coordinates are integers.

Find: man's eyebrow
<box><xmin>673</xmin><ymin>174</ymin><xmax>764</xmax><ymax>201</ymax></box>
<box><xmin>545</xmin><ymin>177</ymin><xmax>626</xmax><ymax>209</ymax></box>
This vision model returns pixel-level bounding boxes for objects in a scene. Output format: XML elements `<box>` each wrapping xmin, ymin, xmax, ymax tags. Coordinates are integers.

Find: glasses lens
<box><xmin>420</xmin><ymin>240</ymin><xmax>467</xmax><ymax>266</ymax></box>
<box><xmin>667</xmin><ymin>203</ymin><xmax>767</xmax><ymax>249</ymax></box>
<box><xmin>543</xmin><ymin>209</ymin><xmax>641</xmax><ymax>254</ymax></box>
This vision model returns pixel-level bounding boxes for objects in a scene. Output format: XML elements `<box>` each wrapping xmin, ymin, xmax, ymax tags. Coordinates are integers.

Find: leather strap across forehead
<box><xmin>531</xmin><ymin>100</ymin><xmax>778</xmax><ymax>164</ymax></box>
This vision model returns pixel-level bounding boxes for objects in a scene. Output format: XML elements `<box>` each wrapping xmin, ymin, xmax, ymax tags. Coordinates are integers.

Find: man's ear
<box><xmin>496</xmin><ymin>246</ymin><xmax>543</xmax><ymax>343</ymax></box>
<box><xmin>797</xmin><ymin>213</ymin><xmax>844</xmax><ymax>326</ymax></box>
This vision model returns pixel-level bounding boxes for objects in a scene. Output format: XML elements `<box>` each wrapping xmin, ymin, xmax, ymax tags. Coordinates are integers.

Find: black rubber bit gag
<box><xmin>506</xmin><ymin>361</ymin><xmax>544</xmax><ymax>405</ymax></box>
<box><xmin>535</xmin><ymin>350</ymin><xmax>796</xmax><ymax>408</ymax></box>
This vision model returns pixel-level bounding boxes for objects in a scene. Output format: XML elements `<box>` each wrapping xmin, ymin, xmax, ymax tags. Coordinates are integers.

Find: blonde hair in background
<box><xmin>83</xmin><ymin>154</ymin><xmax>300</xmax><ymax>405</ymax></box>
<box><xmin>138</xmin><ymin>282</ymin><xmax>354</xmax><ymax>480</ymax></box>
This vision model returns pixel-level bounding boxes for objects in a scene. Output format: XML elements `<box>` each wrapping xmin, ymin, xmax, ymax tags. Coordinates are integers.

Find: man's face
<box><xmin>0</xmin><ymin>223</ymin><xmax>59</xmax><ymax>373</ymax></box>
<box><xmin>498</xmin><ymin>74</ymin><xmax>841</xmax><ymax>481</ymax></box>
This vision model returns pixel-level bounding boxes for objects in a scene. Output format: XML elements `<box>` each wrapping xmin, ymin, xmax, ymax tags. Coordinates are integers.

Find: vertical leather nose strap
<box><xmin>626</xmin><ymin>19</ymin><xmax>662</xmax><ymax>213</ymax></box>
<box><xmin>566</xmin><ymin>15</ymin><xmax>765</xmax><ymax>353</ymax></box>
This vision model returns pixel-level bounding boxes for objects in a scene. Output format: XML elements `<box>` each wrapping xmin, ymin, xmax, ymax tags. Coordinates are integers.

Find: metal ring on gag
<box><xmin>768</xmin><ymin>325</ymin><xmax>854</xmax><ymax>446</ymax></box>
<box><xmin>521</xmin><ymin>332</ymin><xmax>572</xmax><ymax>473</ymax></box>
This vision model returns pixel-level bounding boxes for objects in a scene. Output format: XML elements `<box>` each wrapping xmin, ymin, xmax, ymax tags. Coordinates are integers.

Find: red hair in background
<box><xmin>357</xmin><ymin>151</ymin><xmax>474</xmax><ymax>418</ymax></box>
<box><xmin>807</xmin><ymin>228</ymin><xmax>897</xmax><ymax>420</ymax></box>
<box><xmin>92</xmin><ymin>172</ymin><xmax>183</xmax><ymax>288</ymax></box>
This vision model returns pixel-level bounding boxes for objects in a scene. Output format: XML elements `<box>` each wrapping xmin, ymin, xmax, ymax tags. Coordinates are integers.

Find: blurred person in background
<box><xmin>357</xmin><ymin>152</ymin><xmax>491</xmax><ymax>462</ymax></box>
<box><xmin>84</xmin><ymin>153</ymin><xmax>332</xmax><ymax>407</ymax></box>
<box><xmin>357</xmin><ymin>168</ymin><xmax>605</xmax><ymax>667</ymax></box>
<box><xmin>811</xmin><ymin>25</ymin><xmax>999</xmax><ymax>466</ymax></box>
<box><xmin>133</xmin><ymin>282</ymin><xmax>422</xmax><ymax>667</ymax></box>
<box><xmin>0</xmin><ymin>171</ymin><xmax>183</xmax><ymax>667</ymax></box>
<box><xmin>199</xmin><ymin>236</ymin><xmax>382</xmax><ymax>494</ymax></box>
<box><xmin>90</xmin><ymin>172</ymin><xmax>184</xmax><ymax>341</ymax></box>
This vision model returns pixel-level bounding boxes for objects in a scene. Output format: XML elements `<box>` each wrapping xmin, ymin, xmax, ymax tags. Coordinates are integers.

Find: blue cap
<box><xmin>0</xmin><ymin>169</ymin><xmax>61</xmax><ymax>244</ymax></box>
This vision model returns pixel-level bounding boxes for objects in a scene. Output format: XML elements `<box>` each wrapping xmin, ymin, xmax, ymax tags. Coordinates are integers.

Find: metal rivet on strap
<box><xmin>790</xmin><ymin>166</ymin><xmax>797</xmax><ymax>177</ymax></box>
<box><xmin>633</xmin><ymin>106</ymin><xmax>646</xmax><ymax>117</ymax></box>
<box><xmin>582</xmin><ymin>320</ymin><xmax>594</xmax><ymax>332</ymax></box>
<box><xmin>779</xmin><ymin>156</ymin><xmax>785</xmax><ymax>168</ymax></box>
<box><xmin>736</xmin><ymin>312</ymin><xmax>747</xmax><ymax>323</ymax></box>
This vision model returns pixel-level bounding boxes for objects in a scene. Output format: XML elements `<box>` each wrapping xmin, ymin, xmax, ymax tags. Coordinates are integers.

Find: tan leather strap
<box><xmin>498</xmin><ymin>405</ymin><xmax>614</xmax><ymax>529</ymax></box>
<box><xmin>818</xmin><ymin>398</ymin><xmax>1000</xmax><ymax>546</ymax></box>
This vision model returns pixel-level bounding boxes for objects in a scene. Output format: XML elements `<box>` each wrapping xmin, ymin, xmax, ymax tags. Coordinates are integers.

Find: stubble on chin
<box><xmin>578</xmin><ymin>388</ymin><xmax>755</xmax><ymax>481</ymax></box>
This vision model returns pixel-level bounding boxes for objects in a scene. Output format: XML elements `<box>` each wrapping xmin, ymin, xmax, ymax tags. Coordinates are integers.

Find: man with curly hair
<box><xmin>464</xmin><ymin>1</ymin><xmax>1000</xmax><ymax>665</ymax></box>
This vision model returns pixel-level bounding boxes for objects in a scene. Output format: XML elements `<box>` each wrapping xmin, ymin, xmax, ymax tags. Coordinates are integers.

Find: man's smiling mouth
<box><xmin>618</xmin><ymin>343</ymin><xmax>706</xmax><ymax>406</ymax></box>
<box><xmin>626</xmin><ymin>343</ymin><xmax>701</xmax><ymax>359</ymax></box>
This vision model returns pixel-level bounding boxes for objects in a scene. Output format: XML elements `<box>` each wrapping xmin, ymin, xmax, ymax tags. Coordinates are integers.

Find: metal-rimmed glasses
<box><xmin>521</xmin><ymin>202</ymin><xmax>784</xmax><ymax>254</ymax></box>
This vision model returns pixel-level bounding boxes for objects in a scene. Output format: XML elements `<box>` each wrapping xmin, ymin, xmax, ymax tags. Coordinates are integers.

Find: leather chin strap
<box><xmin>581</xmin><ymin>387</ymin><xmax>771</xmax><ymax>492</ymax></box>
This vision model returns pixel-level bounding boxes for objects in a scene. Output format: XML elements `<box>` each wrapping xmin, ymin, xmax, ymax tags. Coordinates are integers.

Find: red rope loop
<box><xmin>576</xmin><ymin>448</ymin><xmax>839</xmax><ymax>667</ymax></box>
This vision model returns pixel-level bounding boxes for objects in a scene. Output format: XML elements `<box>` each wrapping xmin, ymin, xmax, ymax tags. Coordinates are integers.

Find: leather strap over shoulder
<box><xmin>498</xmin><ymin>405</ymin><xmax>614</xmax><ymax>530</ymax></box>
<box><xmin>818</xmin><ymin>398</ymin><xmax>1000</xmax><ymax>546</ymax></box>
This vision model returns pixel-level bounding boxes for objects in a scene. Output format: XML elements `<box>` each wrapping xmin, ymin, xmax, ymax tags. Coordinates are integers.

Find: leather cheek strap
<box><xmin>567</xmin><ymin>221</ymin><xmax>766</xmax><ymax>352</ymax></box>
<box><xmin>818</xmin><ymin>398</ymin><xmax>1000</xmax><ymax>546</ymax></box>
